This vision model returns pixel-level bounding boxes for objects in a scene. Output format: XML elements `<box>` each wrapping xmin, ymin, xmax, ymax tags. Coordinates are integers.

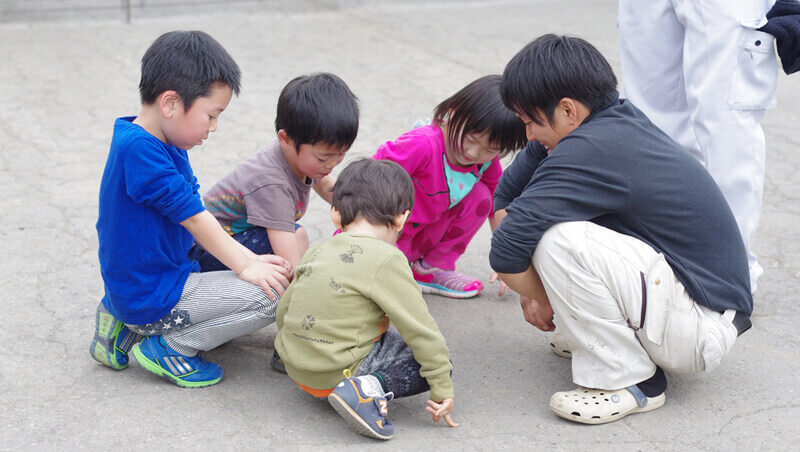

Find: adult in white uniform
<box><xmin>618</xmin><ymin>0</ymin><xmax>779</xmax><ymax>292</ymax></box>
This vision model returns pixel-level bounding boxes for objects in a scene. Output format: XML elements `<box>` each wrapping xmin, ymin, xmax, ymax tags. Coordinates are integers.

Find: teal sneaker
<box><xmin>411</xmin><ymin>259</ymin><xmax>483</xmax><ymax>299</ymax></box>
<box><xmin>131</xmin><ymin>335</ymin><xmax>223</xmax><ymax>388</ymax></box>
<box><xmin>89</xmin><ymin>306</ymin><xmax>141</xmax><ymax>370</ymax></box>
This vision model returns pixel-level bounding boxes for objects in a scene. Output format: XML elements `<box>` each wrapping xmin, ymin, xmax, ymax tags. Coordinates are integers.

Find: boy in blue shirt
<box><xmin>90</xmin><ymin>31</ymin><xmax>291</xmax><ymax>388</ymax></box>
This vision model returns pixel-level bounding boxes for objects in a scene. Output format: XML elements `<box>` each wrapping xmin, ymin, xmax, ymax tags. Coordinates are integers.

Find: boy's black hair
<box><xmin>501</xmin><ymin>34</ymin><xmax>618</xmax><ymax>125</ymax></box>
<box><xmin>275</xmin><ymin>73</ymin><xmax>359</xmax><ymax>150</ymax></box>
<box><xmin>433</xmin><ymin>74</ymin><xmax>527</xmax><ymax>159</ymax></box>
<box><xmin>139</xmin><ymin>30</ymin><xmax>241</xmax><ymax>109</ymax></box>
<box><xmin>333</xmin><ymin>159</ymin><xmax>414</xmax><ymax>228</ymax></box>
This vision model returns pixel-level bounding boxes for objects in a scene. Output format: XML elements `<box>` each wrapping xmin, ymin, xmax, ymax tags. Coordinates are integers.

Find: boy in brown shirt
<box><xmin>189</xmin><ymin>73</ymin><xmax>359</xmax><ymax>274</ymax></box>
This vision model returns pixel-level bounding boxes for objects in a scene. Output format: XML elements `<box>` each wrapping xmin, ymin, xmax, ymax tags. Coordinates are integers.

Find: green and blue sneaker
<box><xmin>90</xmin><ymin>307</ymin><xmax>141</xmax><ymax>370</ymax></box>
<box><xmin>131</xmin><ymin>336</ymin><xmax>223</xmax><ymax>388</ymax></box>
<box><xmin>327</xmin><ymin>370</ymin><xmax>395</xmax><ymax>440</ymax></box>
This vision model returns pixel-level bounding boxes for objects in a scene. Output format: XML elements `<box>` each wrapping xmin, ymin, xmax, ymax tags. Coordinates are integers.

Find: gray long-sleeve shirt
<box><xmin>490</xmin><ymin>97</ymin><xmax>753</xmax><ymax>314</ymax></box>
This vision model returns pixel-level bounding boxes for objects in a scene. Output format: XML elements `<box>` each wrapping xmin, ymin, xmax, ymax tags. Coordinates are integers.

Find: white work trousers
<box><xmin>618</xmin><ymin>0</ymin><xmax>778</xmax><ymax>290</ymax></box>
<box><xmin>533</xmin><ymin>222</ymin><xmax>740</xmax><ymax>390</ymax></box>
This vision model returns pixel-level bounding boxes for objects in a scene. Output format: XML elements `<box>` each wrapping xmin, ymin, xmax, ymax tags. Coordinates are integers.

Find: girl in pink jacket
<box><xmin>374</xmin><ymin>75</ymin><xmax>527</xmax><ymax>298</ymax></box>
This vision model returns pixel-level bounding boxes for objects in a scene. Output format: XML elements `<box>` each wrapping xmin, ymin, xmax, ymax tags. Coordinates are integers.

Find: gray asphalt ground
<box><xmin>1</xmin><ymin>0</ymin><xmax>799</xmax><ymax>450</ymax></box>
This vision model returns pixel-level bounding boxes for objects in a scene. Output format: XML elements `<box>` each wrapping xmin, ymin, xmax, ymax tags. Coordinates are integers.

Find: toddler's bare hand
<box><xmin>426</xmin><ymin>398</ymin><xmax>458</xmax><ymax>427</ymax></box>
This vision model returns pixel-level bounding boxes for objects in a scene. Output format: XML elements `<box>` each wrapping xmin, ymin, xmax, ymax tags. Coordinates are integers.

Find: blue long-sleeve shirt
<box><xmin>491</xmin><ymin>98</ymin><xmax>753</xmax><ymax>315</ymax></box>
<box><xmin>97</xmin><ymin>117</ymin><xmax>204</xmax><ymax>324</ymax></box>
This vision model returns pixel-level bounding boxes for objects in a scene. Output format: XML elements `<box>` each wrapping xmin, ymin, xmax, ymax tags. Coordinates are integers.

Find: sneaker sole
<box><xmin>89</xmin><ymin>310</ymin><xmax>131</xmax><ymax>370</ymax></box>
<box><xmin>327</xmin><ymin>393</ymin><xmax>393</xmax><ymax>440</ymax></box>
<box><xmin>130</xmin><ymin>343</ymin><xmax>222</xmax><ymax>388</ymax></box>
<box><xmin>417</xmin><ymin>281</ymin><xmax>480</xmax><ymax>299</ymax></box>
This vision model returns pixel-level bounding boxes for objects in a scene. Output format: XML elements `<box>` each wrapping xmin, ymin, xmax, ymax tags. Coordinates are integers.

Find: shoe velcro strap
<box><xmin>625</xmin><ymin>385</ymin><xmax>648</xmax><ymax>408</ymax></box>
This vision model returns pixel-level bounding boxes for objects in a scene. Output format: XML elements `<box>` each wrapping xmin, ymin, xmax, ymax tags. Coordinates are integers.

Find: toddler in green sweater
<box><xmin>275</xmin><ymin>158</ymin><xmax>457</xmax><ymax>440</ymax></box>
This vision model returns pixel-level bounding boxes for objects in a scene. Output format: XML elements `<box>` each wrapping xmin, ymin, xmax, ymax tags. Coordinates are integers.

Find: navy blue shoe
<box><xmin>271</xmin><ymin>350</ymin><xmax>287</xmax><ymax>374</ymax></box>
<box><xmin>327</xmin><ymin>372</ymin><xmax>395</xmax><ymax>440</ymax></box>
<box><xmin>131</xmin><ymin>336</ymin><xmax>223</xmax><ymax>388</ymax></box>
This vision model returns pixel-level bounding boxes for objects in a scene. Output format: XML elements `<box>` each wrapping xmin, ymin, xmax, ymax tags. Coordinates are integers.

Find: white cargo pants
<box><xmin>533</xmin><ymin>222</ymin><xmax>740</xmax><ymax>390</ymax></box>
<box><xmin>618</xmin><ymin>0</ymin><xmax>778</xmax><ymax>291</ymax></box>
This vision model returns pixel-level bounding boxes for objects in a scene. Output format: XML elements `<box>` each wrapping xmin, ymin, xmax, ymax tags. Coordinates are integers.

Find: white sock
<box><xmin>355</xmin><ymin>375</ymin><xmax>385</xmax><ymax>398</ymax></box>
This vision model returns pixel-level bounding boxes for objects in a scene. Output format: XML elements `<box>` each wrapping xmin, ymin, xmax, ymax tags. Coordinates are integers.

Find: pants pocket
<box><xmin>699</xmin><ymin>330</ymin><xmax>725</xmax><ymax>372</ymax></box>
<box><xmin>641</xmin><ymin>254</ymin><xmax>674</xmax><ymax>346</ymax></box>
<box><xmin>728</xmin><ymin>24</ymin><xmax>778</xmax><ymax>110</ymax></box>
<box><xmin>698</xmin><ymin>309</ymin><xmax>738</xmax><ymax>373</ymax></box>
<box><xmin>659</xmin><ymin>305</ymin><xmax>702</xmax><ymax>374</ymax></box>
<box><xmin>638</xmin><ymin>254</ymin><xmax>702</xmax><ymax>374</ymax></box>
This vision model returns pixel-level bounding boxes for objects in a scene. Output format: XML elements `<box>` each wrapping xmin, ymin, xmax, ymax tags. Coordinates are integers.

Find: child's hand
<box><xmin>252</xmin><ymin>253</ymin><xmax>293</xmax><ymax>276</ymax></box>
<box><xmin>238</xmin><ymin>258</ymin><xmax>291</xmax><ymax>299</ymax></box>
<box><xmin>489</xmin><ymin>272</ymin><xmax>513</xmax><ymax>296</ymax></box>
<box><xmin>426</xmin><ymin>398</ymin><xmax>458</xmax><ymax>427</ymax></box>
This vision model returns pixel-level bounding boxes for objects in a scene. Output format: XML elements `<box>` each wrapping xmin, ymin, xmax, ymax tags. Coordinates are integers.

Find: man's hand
<box><xmin>520</xmin><ymin>295</ymin><xmax>555</xmax><ymax>331</ymax></box>
<box><xmin>426</xmin><ymin>398</ymin><xmax>458</xmax><ymax>427</ymax></box>
<box><xmin>488</xmin><ymin>272</ymin><xmax>513</xmax><ymax>296</ymax></box>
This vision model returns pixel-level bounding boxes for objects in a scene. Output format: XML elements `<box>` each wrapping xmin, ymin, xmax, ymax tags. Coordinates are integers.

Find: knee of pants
<box><xmin>532</xmin><ymin>221</ymin><xmax>587</xmax><ymax>274</ymax></box>
<box><xmin>248</xmin><ymin>288</ymin><xmax>280</xmax><ymax>318</ymax></box>
<box><xmin>457</xmin><ymin>181</ymin><xmax>493</xmax><ymax>216</ymax></box>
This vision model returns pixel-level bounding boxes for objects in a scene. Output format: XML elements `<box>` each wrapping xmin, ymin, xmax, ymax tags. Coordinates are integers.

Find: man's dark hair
<box><xmin>275</xmin><ymin>73</ymin><xmax>359</xmax><ymax>150</ymax></box>
<box><xmin>333</xmin><ymin>159</ymin><xmax>414</xmax><ymax>228</ymax></box>
<box><xmin>433</xmin><ymin>75</ymin><xmax>527</xmax><ymax>158</ymax></box>
<box><xmin>501</xmin><ymin>34</ymin><xmax>617</xmax><ymax>125</ymax></box>
<box><xmin>139</xmin><ymin>30</ymin><xmax>241</xmax><ymax>109</ymax></box>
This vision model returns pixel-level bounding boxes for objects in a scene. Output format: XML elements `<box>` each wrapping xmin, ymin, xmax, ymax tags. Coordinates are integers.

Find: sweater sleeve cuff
<box><xmin>427</xmin><ymin>372</ymin><xmax>455</xmax><ymax>402</ymax></box>
<box><xmin>168</xmin><ymin>197</ymin><xmax>205</xmax><ymax>224</ymax></box>
<box><xmin>490</xmin><ymin>233</ymin><xmax>534</xmax><ymax>274</ymax></box>
<box><xmin>493</xmin><ymin>196</ymin><xmax>511</xmax><ymax>213</ymax></box>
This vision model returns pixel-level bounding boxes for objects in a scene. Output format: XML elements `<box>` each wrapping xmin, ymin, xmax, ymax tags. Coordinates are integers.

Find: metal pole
<box><xmin>125</xmin><ymin>0</ymin><xmax>131</xmax><ymax>24</ymax></box>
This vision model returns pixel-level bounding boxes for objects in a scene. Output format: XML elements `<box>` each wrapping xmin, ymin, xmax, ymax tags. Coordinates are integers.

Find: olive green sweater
<box><xmin>275</xmin><ymin>232</ymin><xmax>454</xmax><ymax>402</ymax></box>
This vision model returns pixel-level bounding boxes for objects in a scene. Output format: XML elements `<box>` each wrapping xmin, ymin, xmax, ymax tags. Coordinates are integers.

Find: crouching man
<box><xmin>491</xmin><ymin>34</ymin><xmax>753</xmax><ymax>424</ymax></box>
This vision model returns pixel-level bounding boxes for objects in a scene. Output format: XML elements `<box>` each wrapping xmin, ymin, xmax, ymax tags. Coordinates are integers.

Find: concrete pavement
<box><xmin>1</xmin><ymin>1</ymin><xmax>799</xmax><ymax>449</ymax></box>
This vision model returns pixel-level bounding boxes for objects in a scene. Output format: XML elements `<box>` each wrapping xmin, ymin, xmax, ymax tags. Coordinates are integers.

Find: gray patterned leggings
<box><xmin>122</xmin><ymin>271</ymin><xmax>279</xmax><ymax>356</ymax></box>
<box><xmin>355</xmin><ymin>330</ymin><xmax>434</xmax><ymax>398</ymax></box>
